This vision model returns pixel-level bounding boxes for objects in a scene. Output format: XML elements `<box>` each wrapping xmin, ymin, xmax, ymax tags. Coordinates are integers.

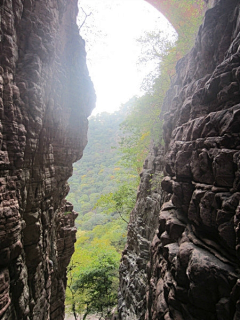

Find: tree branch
<box><xmin>79</xmin><ymin>7</ymin><xmax>92</xmax><ymax>30</ymax></box>
<box><xmin>117</xmin><ymin>211</ymin><xmax>128</xmax><ymax>224</ymax></box>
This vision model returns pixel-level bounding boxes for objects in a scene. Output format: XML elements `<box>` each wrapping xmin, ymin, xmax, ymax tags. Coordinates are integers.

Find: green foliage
<box><xmin>67</xmin><ymin>110</ymin><xmax>127</xmax><ymax>229</ymax></box>
<box><xmin>95</xmin><ymin>180</ymin><xmax>138</xmax><ymax>223</ymax></box>
<box><xmin>90</xmin><ymin>219</ymin><xmax>127</xmax><ymax>248</ymax></box>
<box><xmin>116</xmin><ymin>5</ymin><xmax>205</xmax><ymax>178</ymax></box>
<box><xmin>66</xmin><ymin>238</ymin><xmax>120</xmax><ymax>319</ymax></box>
<box><xmin>137</xmin><ymin>28</ymin><xmax>176</xmax><ymax>90</ymax></box>
<box><xmin>119</xmin><ymin>94</ymin><xmax>164</xmax><ymax>174</ymax></box>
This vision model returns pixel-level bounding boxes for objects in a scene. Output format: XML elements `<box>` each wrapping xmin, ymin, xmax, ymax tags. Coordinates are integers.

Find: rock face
<box><xmin>119</xmin><ymin>0</ymin><xmax>240</xmax><ymax>319</ymax></box>
<box><xmin>0</xmin><ymin>0</ymin><xmax>95</xmax><ymax>319</ymax></box>
<box><xmin>119</xmin><ymin>146</ymin><xmax>166</xmax><ymax>320</ymax></box>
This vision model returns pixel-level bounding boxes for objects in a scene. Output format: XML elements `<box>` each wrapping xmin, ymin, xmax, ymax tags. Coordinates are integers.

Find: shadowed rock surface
<box><xmin>0</xmin><ymin>0</ymin><xmax>95</xmax><ymax>319</ymax></box>
<box><xmin>119</xmin><ymin>0</ymin><xmax>240</xmax><ymax>319</ymax></box>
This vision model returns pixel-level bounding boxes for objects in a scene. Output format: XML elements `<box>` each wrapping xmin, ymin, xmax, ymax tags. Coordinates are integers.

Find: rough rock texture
<box><xmin>0</xmin><ymin>0</ymin><xmax>95</xmax><ymax>319</ymax></box>
<box><xmin>119</xmin><ymin>0</ymin><xmax>240</xmax><ymax>319</ymax></box>
<box><xmin>119</xmin><ymin>146</ymin><xmax>166</xmax><ymax>320</ymax></box>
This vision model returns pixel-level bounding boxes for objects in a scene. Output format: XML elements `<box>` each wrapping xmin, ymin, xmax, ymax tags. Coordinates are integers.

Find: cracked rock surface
<box><xmin>0</xmin><ymin>0</ymin><xmax>95</xmax><ymax>319</ymax></box>
<box><xmin>119</xmin><ymin>0</ymin><xmax>240</xmax><ymax>319</ymax></box>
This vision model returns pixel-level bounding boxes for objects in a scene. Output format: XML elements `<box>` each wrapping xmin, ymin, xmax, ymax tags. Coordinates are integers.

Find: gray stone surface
<box><xmin>119</xmin><ymin>0</ymin><xmax>240</xmax><ymax>319</ymax></box>
<box><xmin>0</xmin><ymin>0</ymin><xmax>95</xmax><ymax>319</ymax></box>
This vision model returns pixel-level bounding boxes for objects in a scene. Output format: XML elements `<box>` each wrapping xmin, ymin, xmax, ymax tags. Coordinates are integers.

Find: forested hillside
<box><xmin>65</xmin><ymin>103</ymin><xmax>139</xmax><ymax>319</ymax></box>
<box><xmin>67</xmin><ymin>102</ymin><xmax>132</xmax><ymax>230</ymax></box>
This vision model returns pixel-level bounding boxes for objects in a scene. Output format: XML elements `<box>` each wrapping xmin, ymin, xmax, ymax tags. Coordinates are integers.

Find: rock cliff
<box><xmin>0</xmin><ymin>0</ymin><xmax>95</xmax><ymax>319</ymax></box>
<box><xmin>119</xmin><ymin>0</ymin><xmax>240</xmax><ymax>319</ymax></box>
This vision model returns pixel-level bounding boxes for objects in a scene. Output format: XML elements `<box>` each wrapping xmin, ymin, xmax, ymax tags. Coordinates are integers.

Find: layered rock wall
<box><xmin>119</xmin><ymin>146</ymin><xmax>166</xmax><ymax>320</ymax></box>
<box><xmin>0</xmin><ymin>0</ymin><xmax>95</xmax><ymax>319</ymax></box>
<box><xmin>119</xmin><ymin>0</ymin><xmax>240</xmax><ymax>319</ymax></box>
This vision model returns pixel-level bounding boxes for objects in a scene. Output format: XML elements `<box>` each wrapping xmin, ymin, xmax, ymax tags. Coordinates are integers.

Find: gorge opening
<box><xmin>65</xmin><ymin>1</ymin><xmax>206</xmax><ymax>319</ymax></box>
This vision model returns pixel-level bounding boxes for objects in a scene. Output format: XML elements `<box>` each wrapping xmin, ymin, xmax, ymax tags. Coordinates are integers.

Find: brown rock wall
<box><xmin>0</xmin><ymin>0</ymin><xmax>95</xmax><ymax>319</ymax></box>
<box><xmin>119</xmin><ymin>146</ymin><xmax>167</xmax><ymax>320</ymax></box>
<box><xmin>119</xmin><ymin>0</ymin><xmax>240</xmax><ymax>319</ymax></box>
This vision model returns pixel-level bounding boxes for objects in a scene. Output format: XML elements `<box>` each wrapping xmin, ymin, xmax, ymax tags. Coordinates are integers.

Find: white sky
<box><xmin>77</xmin><ymin>0</ymin><xmax>174</xmax><ymax>115</ymax></box>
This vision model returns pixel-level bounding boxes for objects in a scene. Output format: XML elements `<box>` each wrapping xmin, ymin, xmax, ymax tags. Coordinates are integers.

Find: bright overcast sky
<box><xmin>77</xmin><ymin>0</ymin><xmax>174</xmax><ymax>115</ymax></box>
